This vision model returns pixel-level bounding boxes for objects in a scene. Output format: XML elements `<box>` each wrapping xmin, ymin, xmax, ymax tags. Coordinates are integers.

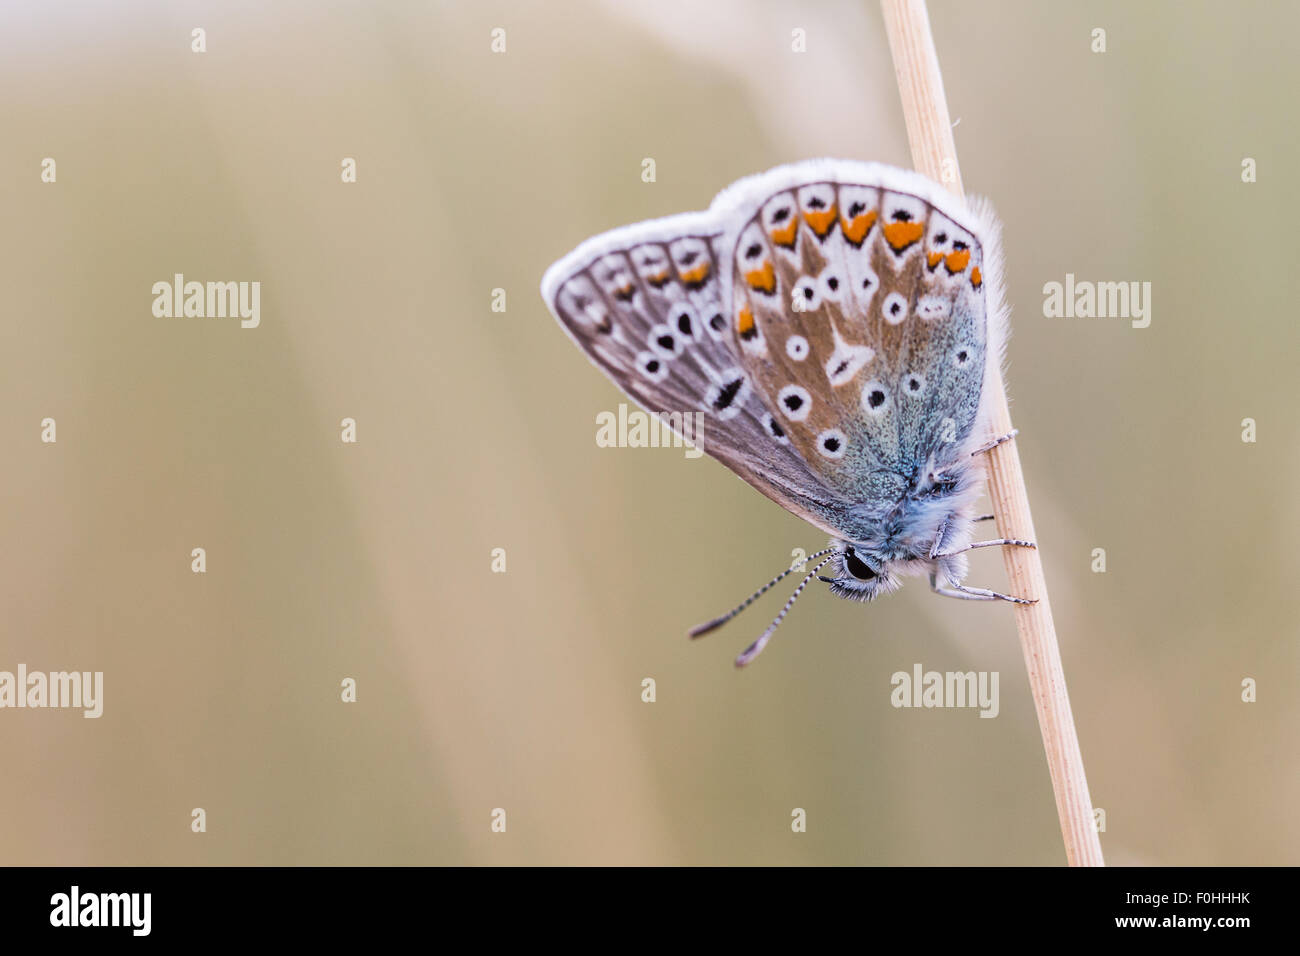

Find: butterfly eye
<box><xmin>844</xmin><ymin>546</ymin><xmax>877</xmax><ymax>581</ymax></box>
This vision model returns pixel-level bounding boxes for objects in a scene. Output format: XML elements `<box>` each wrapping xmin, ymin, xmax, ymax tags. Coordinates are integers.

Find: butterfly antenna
<box><xmin>735</xmin><ymin>554</ymin><xmax>837</xmax><ymax>668</ymax></box>
<box><xmin>688</xmin><ymin>547</ymin><xmax>836</xmax><ymax>639</ymax></box>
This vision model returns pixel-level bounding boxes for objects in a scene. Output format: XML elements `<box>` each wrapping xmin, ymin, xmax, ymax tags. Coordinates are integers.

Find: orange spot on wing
<box><xmin>927</xmin><ymin>251</ymin><xmax>944</xmax><ymax>269</ymax></box>
<box><xmin>971</xmin><ymin>267</ymin><xmax>982</xmax><ymax>288</ymax></box>
<box><xmin>883</xmin><ymin>221</ymin><xmax>924</xmax><ymax>252</ymax></box>
<box><xmin>944</xmin><ymin>249</ymin><xmax>971</xmax><ymax>274</ymax></box>
<box><xmin>647</xmin><ymin>270</ymin><xmax>671</xmax><ymax>287</ymax></box>
<box><xmin>678</xmin><ymin>262</ymin><xmax>711</xmax><ymax>287</ymax></box>
<box><xmin>736</xmin><ymin>305</ymin><xmax>755</xmax><ymax>337</ymax></box>
<box><xmin>802</xmin><ymin>207</ymin><xmax>838</xmax><ymax>238</ymax></box>
<box><xmin>744</xmin><ymin>261</ymin><xmax>776</xmax><ymax>294</ymax></box>
<box><xmin>769</xmin><ymin>219</ymin><xmax>798</xmax><ymax>248</ymax></box>
<box><xmin>840</xmin><ymin>209</ymin><xmax>877</xmax><ymax>244</ymax></box>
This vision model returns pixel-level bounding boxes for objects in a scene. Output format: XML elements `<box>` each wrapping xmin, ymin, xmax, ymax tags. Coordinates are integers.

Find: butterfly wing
<box><xmin>541</xmin><ymin>211</ymin><xmax>853</xmax><ymax>534</ymax></box>
<box><xmin>713</xmin><ymin>160</ymin><xmax>1005</xmax><ymax>525</ymax></box>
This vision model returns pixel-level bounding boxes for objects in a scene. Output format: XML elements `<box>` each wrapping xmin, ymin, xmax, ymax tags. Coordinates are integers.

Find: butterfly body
<box><xmin>542</xmin><ymin>160</ymin><xmax>1030</xmax><ymax>663</ymax></box>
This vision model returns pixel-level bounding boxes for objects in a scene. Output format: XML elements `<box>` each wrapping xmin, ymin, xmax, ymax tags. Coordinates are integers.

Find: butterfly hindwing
<box><xmin>716</xmin><ymin>162</ymin><xmax>996</xmax><ymax>511</ymax></box>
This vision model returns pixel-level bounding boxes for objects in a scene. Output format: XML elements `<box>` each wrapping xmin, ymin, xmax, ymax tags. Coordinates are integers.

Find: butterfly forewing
<box><xmin>542</xmin><ymin>215</ymin><xmax>850</xmax><ymax>531</ymax></box>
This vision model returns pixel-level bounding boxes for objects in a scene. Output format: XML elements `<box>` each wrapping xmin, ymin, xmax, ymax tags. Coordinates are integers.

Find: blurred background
<box><xmin>0</xmin><ymin>0</ymin><xmax>1295</xmax><ymax>865</ymax></box>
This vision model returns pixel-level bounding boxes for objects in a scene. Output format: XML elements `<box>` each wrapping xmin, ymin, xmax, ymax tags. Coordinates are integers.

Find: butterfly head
<box><xmin>822</xmin><ymin>541</ymin><xmax>902</xmax><ymax>603</ymax></box>
<box><xmin>689</xmin><ymin>537</ymin><xmax>909</xmax><ymax>666</ymax></box>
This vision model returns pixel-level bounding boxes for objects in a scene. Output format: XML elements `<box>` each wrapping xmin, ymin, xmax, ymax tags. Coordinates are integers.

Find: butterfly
<box><xmin>540</xmin><ymin>159</ymin><xmax>1035</xmax><ymax>667</ymax></box>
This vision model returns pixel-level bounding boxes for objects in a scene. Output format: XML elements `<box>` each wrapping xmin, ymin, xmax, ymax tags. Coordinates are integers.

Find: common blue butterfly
<box><xmin>541</xmin><ymin>160</ymin><xmax>1035</xmax><ymax>666</ymax></box>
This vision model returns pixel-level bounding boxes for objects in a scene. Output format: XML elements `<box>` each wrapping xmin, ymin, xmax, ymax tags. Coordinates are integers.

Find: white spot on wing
<box><xmin>824</xmin><ymin>330</ymin><xmax>875</xmax><ymax>387</ymax></box>
<box><xmin>916</xmin><ymin>295</ymin><xmax>950</xmax><ymax>321</ymax></box>
<box><xmin>817</xmin><ymin>428</ymin><xmax>847</xmax><ymax>459</ymax></box>
<box><xmin>883</xmin><ymin>292</ymin><xmax>909</xmax><ymax>325</ymax></box>
<box><xmin>777</xmin><ymin>384</ymin><xmax>812</xmax><ymax>422</ymax></box>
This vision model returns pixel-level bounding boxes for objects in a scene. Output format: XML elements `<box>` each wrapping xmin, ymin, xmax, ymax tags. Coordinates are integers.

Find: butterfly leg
<box><xmin>929</xmin><ymin>573</ymin><xmax>1037</xmax><ymax>605</ymax></box>
<box><xmin>929</xmin><ymin>514</ymin><xmax>1034</xmax><ymax>560</ymax></box>
<box><xmin>929</xmin><ymin>517</ymin><xmax>950</xmax><ymax>559</ymax></box>
<box><xmin>932</xmin><ymin>537</ymin><xmax>1036</xmax><ymax>559</ymax></box>
<box><xmin>970</xmin><ymin>429</ymin><xmax>1019</xmax><ymax>455</ymax></box>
